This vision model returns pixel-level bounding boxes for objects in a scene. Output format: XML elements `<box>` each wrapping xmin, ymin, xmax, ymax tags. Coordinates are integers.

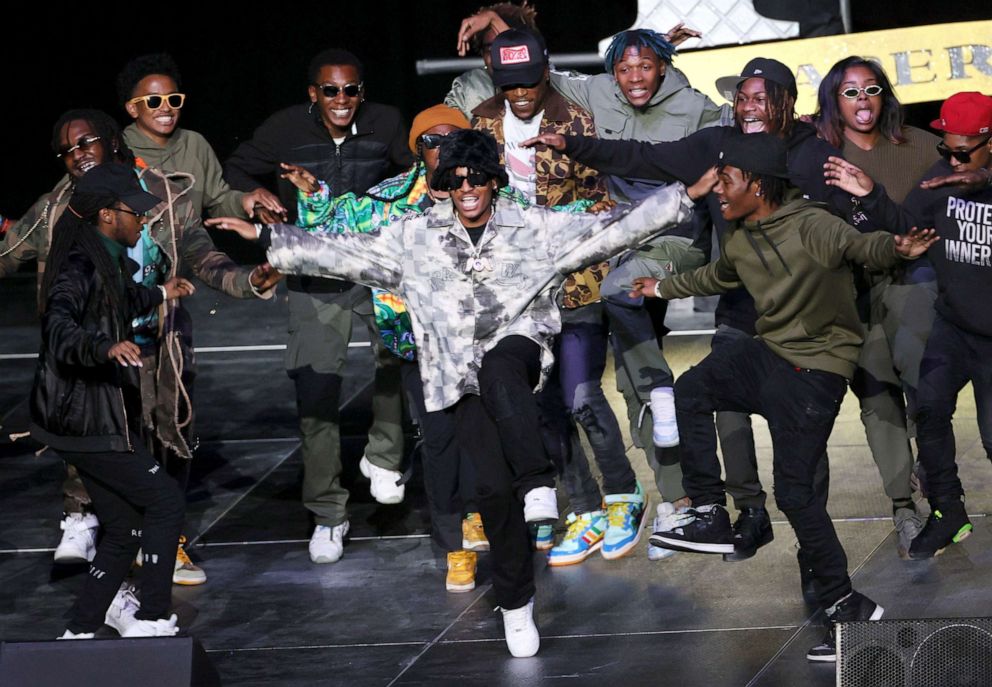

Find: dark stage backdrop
<box><xmin>2</xmin><ymin>1</ymin><xmax>986</xmax><ymax>220</ymax></box>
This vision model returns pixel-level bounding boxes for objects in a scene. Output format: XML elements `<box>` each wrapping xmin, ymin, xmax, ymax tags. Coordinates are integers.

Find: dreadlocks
<box><xmin>719</xmin><ymin>162</ymin><xmax>791</xmax><ymax>208</ymax></box>
<box><xmin>740</xmin><ymin>79</ymin><xmax>797</xmax><ymax>140</ymax></box>
<box><xmin>468</xmin><ymin>2</ymin><xmax>538</xmax><ymax>55</ymax></box>
<box><xmin>814</xmin><ymin>56</ymin><xmax>907</xmax><ymax>149</ymax></box>
<box><xmin>41</xmin><ymin>196</ymin><xmax>128</xmax><ymax>320</ymax></box>
<box><xmin>51</xmin><ymin>109</ymin><xmax>135</xmax><ymax>168</ymax></box>
<box><xmin>603</xmin><ymin>29</ymin><xmax>677</xmax><ymax>73</ymax></box>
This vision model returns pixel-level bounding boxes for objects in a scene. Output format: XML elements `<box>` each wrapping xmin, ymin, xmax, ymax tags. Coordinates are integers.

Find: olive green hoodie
<box><xmin>658</xmin><ymin>193</ymin><xmax>903</xmax><ymax>379</ymax></box>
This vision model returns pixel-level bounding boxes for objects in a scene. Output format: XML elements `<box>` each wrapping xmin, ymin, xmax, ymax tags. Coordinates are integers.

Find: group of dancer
<box><xmin>4</xmin><ymin>1</ymin><xmax>990</xmax><ymax>663</ymax></box>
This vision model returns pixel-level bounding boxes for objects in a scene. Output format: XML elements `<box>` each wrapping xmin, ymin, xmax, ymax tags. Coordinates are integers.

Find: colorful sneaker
<box><xmin>648</xmin><ymin>502</ymin><xmax>680</xmax><ymax>561</ymax></box>
<box><xmin>54</xmin><ymin>513</ymin><xmax>99</xmax><ymax>565</ymax></box>
<box><xmin>173</xmin><ymin>536</ymin><xmax>206</xmax><ymax>586</ymax></box>
<box><xmin>462</xmin><ymin>512</ymin><xmax>490</xmax><ymax>552</ymax></box>
<box><xmin>807</xmin><ymin>591</ymin><xmax>884</xmax><ymax>662</ymax></box>
<box><xmin>548</xmin><ymin>511</ymin><xmax>606</xmax><ymax>566</ymax></box>
<box><xmin>602</xmin><ymin>485</ymin><xmax>647</xmax><ymax>560</ymax></box>
<box><xmin>649</xmin><ymin>387</ymin><xmax>679</xmax><ymax>447</ymax></box>
<box><xmin>445</xmin><ymin>550</ymin><xmax>477</xmax><ymax>592</ymax></box>
<box><xmin>532</xmin><ymin>524</ymin><xmax>554</xmax><ymax>551</ymax></box>
<box><xmin>649</xmin><ymin>503</ymin><xmax>734</xmax><ymax>554</ymax></box>
<box><xmin>499</xmin><ymin>598</ymin><xmax>540</xmax><ymax>658</ymax></box>
<box><xmin>359</xmin><ymin>456</ymin><xmax>405</xmax><ymax>505</ymax></box>
<box><xmin>105</xmin><ymin>582</ymin><xmax>141</xmax><ymax>636</ymax></box>
<box><xmin>523</xmin><ymin>486</ymin><xmax>558</xmax><ymax>523</ymax></box>
<box><xmin>908</xmin><ymin>499</ymin><xmax>972</xmax><ymax>559</ymax></box>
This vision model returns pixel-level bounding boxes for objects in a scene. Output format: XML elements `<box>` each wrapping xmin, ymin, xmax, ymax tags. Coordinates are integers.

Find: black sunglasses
<box><xmin>439</xmin><ymin>169</ymin><xmax>492</xmax><ymax>191</ymax></box>
<box><xmin>839</xmin><ymin>85</ymin><xmax>884</xmax><ymax>99</ymax></box>
<box><xmin>316</xmin><ymin>82</ymin><xmax>362</xmax><ymax>98</ymax></box>
<box><xmin>936</xmin><ymin>136</ymin><xmax>991</xmax><ymax>164</ymax></box>
<box><xmin>420</xmin><ymin>133</ymin><xmax>449</xmax><ymax>150</ymax></box>
<box><xmin>127</xmin><ymin>93</ymin><xmax>186</xmax><ymax>110</ymax></box>
<box><xmin>56</xmin><ymin>135</ymin><xmax>102</xmax><ymax>159</ymax></box>
<box><xmin>108</xmin><ymin>206</ymin><xmax>147</xmax><ymax>219</ymax></box>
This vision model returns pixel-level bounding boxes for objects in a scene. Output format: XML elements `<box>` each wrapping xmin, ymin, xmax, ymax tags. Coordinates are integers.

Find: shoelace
<box><xmin>606</xmin><ymin>503</ymin><xmax>635</xmax><ymax>528</ymax></box>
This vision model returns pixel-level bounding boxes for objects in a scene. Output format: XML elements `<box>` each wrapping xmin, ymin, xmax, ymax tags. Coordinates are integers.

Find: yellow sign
<box><xmin>676</xmin><ymin>20</ymin><xmax>992</xmax><ymax>115</ymax></box>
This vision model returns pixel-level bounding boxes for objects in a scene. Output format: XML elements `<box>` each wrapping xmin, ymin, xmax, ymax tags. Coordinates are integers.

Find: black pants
<box><xmin>450</xmin><ymin>336</ymin><xmax>555</xmax><ymax>609</ymax></box>
<box><xmin>674</xmin><ymin>336</ymin><xmax>851</xmax><ymax>608</ymax></box>
<box><xmin>915</xmin><ymin>315</ymin><xmax>992</xmax><ymax>502</ymax></box>
<box><xmin>61</xmin><ymin>442</ymin><xmax>185</xmax><ymax>633</ymax></box>
<box><xmin>401</xmin><ymin>361</ymin><xmax>476</xmax><ymax>553</ymax></box>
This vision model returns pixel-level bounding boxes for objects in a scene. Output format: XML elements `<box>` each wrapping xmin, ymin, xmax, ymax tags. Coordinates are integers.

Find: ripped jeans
<box><xmin>555</xmin><ymin>303</ymin><xmax>638</xmax><ymax>514</ymax></box>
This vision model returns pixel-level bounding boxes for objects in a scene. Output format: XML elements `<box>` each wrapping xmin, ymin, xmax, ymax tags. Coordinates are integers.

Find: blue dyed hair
<box><xmin>604</xmin><ymin>29</ymin><xmax>677</xmax><ymax>73</ymax></box>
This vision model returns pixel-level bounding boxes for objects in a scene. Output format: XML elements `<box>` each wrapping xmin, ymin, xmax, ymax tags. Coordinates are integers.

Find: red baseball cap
<box><xmin>930</xmin><ymin>92</ymin><xmax>992</xmax><ymax>136</ymax></box>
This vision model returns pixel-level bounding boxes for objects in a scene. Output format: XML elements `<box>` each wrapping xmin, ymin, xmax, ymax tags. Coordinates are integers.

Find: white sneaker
<box><xmin>54</xmin><ymin>513</ymin><xmax>99</xmax><ymax>564</ymax></box>
<box><xmin>58</xmin><ymin>629</ymin><xmax>95</xmax><ymax>639</ymax></box>
<box><xmin>647</xmin><ymin>502</ymin><xmax>679</xmax><ymax>561</ymax></box>
<box><xmin>359</xmin><ymin>456</ymin><xmax>405</xmax><ymax>505</ymax></box>
<box><xmin>500</xmin><ymin>598</ymin><xmax>540</xmax><ymax>658</ymax></box>
<box><xmin>523</xmin><ymin>487</ymin><xmax>558</xmax><ymax>523</ymax></box>
<box><xmin>121</xmin><ymin>613</ymin><xmax>179</xmax><ymax>638</ymax></box>
<box><xmin>650</xmin><ymin>387</ymin><xmax>679</xmax><ymax>447</ymax></box>
<box><xmin>105</xmin><ymin>582</ymin><xmax>141</xmax><ymax>636</ymax></box>
<box><xmin>309</xmin><ymin>521</ymin><xmax>350</xmax><ymax>564</ymax></box>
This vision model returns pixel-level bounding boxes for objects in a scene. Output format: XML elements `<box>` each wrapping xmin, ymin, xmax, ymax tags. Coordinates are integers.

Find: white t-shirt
<box><xmin>502</xmin><ymin>108</ymin><xmax>543</xmax><ymax>203</ymax></box>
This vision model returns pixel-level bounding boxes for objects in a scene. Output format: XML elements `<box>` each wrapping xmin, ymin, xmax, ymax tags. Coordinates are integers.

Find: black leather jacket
<box><xmin>30</xmin><ymin>246</ymin><xmax>163</xmax><ymax>453</ymax></box>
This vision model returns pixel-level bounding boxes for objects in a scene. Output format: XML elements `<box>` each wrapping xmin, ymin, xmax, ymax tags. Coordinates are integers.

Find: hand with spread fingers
<box><xmin>823</xmin><ymin>156</ymin><xmax>875</xmax><ymax>197</ymax></box>
<box><xmin>280</xmin><ymin>162</ymin><xmax>319</xmax><ymax>194</ymax></box>
<box><xmin>894</xmin><ymin>227</ymin><xmax>939</xmax><ymax>258</ymax></box>
<box><xmin>522</xmin><ymin>133</ymin><xmax>566</xmax><ymax>152</ymax></box>
<box><xmin>107</xmin><ymin>341</ymin><xmax>143</xmax><ymax>368</ymax></box>
<box><xmin>242</xmin><ymin>187</ymin><xmax>287</xmax><ymax>221</ymax></box>
<box><xmin>663</xmin><ymin>22</ymin><xmax>702</xmax><ymax>47</ymax></box>
<box><xmin>919</xmin><ymin>168</ymin><xmax>992</xmax><ymax>191</ymax></box>
<box><xmin>205</xmin><ymin>217</ymin><xmax>259</xmax><ymax>242</ymax></box>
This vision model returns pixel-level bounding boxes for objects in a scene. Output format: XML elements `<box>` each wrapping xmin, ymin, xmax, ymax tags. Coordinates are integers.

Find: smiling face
<box><xmin>58</xmin><ymin>119</ymin><xmax>110</xmax><ymax>179</ymax></box>
<box><xmin>125</xmin><ymin>74</ymin><xmax>181</xmax><ymax>145</ymax></box>
<box><xmin>308</xmin><ymin>64</ymin><xmax>363</xmax><ymax>138</ymax></box>
<box><xmin>942</xmin><ymin>133</ymin><xmax>992</xmax><ymax>173</ymax></box>
<box><xmin>613</xmin><ymin>46</ymin><xmax>664</xmax><ymax>108</ymax></box>
<box><xmin>450</xmin><ymin>166</ymin><xmax>496</xmax><ymax>227</ymax></box>
<box><xmin>735</xmin><ymin>78</ymin><xmax>772</xmax><ymax>135</ymax></box>
<box><xmin>838</xmin><ymin>65</ymin><xmax>882</xmax><ymax>135</ymax></box>
<box><xmin>714</xmin><ymin>165</ymin><xmax>764</xmax><ymax>221</ymax></box>
<box><xmin>501</xmin><ymin>69</ymin><xmax>549</xmax><ymax>121</ymax></box>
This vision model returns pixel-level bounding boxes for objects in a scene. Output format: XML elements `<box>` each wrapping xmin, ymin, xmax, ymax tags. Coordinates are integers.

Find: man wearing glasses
<box><xmin>224</xmin><ymin>49</ymin><xmax>414</xmax><ymax>566</ymax></box>
<box><xmin>117</xmin><ymin>53</ymin><xmax>284</xmax><ymax>220</ymax></box>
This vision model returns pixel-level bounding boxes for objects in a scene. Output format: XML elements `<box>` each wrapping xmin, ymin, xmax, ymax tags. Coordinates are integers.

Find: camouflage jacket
<box><xmin>265</xmin><ymin>182</ymin><xmax>694</xmax><ymax>412</ymax></box>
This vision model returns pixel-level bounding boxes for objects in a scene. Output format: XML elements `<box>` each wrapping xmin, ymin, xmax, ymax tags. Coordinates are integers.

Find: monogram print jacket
<box><xmin>264</xmin><ymin>182</ymin><xmax>694</xmax><ymax>413</ymax></box>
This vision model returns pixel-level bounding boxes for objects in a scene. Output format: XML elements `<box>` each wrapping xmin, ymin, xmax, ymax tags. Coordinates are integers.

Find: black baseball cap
<box><xmin>490</xmin><ymin>28</ymin><xmax>548</xmax><ymax>88</ymax></box>
<box><xmin>715</xmin><ymin>57</ymin><xmax>798</xmax><ymax>102</ymax></box>
<box><xmin>718</xmin><ymin>132</ymin><xmax>790</xmax><ymax>178</ymax></box>
<box><xmin>73</xmin><ymin>163</ymin><xmax>161</xmax><ymax>214</ymax></box>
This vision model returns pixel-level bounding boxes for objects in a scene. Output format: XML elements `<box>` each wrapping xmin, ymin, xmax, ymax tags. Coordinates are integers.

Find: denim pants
<box><xmin>674</xmin><ymin>335</ymin><xmax>851</xmax><ymax>608</ymax></box>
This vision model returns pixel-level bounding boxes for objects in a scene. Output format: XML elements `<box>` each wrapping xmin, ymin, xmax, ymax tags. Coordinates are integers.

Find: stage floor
<box><xmin>1</xmin><ymin>274</ymin><xmax>989</xmax><ymax>687</ymax></box>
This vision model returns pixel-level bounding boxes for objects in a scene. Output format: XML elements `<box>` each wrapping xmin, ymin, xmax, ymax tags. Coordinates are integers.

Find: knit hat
<box><xmin>490</xmin><ymin>28</ymin><xmax>549</xmax><ymax>88</ymax></box>
<box><xmin>718</xmin><ymin>132</ymin><xmax>790</xmax><ymax>178</ymax></box>
<box><xmin>430</xmin><ymin>129</ymin><xmax>508</xmax><ymax>191</ymax></box>
<box><xmin>930</xmin><ymin>92</ymin><xmax>992</xmax><ymax>136</ymax></box>
<box><xmin>408</xmin><ymin>104</ymin><xmax>471</xmax><ymax>154</ymax></box>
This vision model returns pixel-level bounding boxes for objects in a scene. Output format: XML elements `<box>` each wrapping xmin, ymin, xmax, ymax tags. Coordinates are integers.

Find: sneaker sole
<box><xmin>653</xmin><ymin>435</ymin><xmax>679</xmax><ymax>448</ymax></box>
<box><xmin>534</xmin><ymin>540</ymin><xmax>553</xmax><ymax>551</ymax></box>
<box><xmin>806</xmin><ymin>651</ymin><xmax>837</xmax><ymax>663</ymax></box>
<box><xmin>722</xmin><ymin>529</ymin><xmax>775</xmax><ymax>562</ymax></box>
<box><xmin>173</xmin><ymin>576</ymin><xmax>207</xmax><ymax>586</ymax></box>
<box><xmin>647</xmin><ymin>546</ymin><xmax>677</xmax><ymax>561</ymax></box>
<box><xmin>54</xmin><ymin>552</ymin><xmax>93</xmax><ymax>565</ymax></box>
<box><xmin>649</xmin><ymin>533</ymin><xmax>734</xmax><ymax>554</ymax></box>
<box><xmin>446</xmin><ymin>580</ymin><xmax>476</xmax><ymax>592</ymax></box>
<box><xmin>548</xmin><ymin>539</ymin><xmax>603</xmax><ymax>566</ymax></box>
<box><xmin>462</xmin><ymin>539</ymin><xmax>490</xmax><ymax>552</ymax></box>
<box><xmin>310</xmin><ymin>554</ymin><xmax>343</xmax><ymax>564</ymax></box>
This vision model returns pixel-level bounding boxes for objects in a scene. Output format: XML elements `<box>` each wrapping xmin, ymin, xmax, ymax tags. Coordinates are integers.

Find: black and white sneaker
<box><xmin>723</xmin><ymin>507</ymin><xmax>774</xmax><ymax>562</ymax></box>
<box><xmin>649</xmin><ymin>503</ymin><xmax>734</xmax><ymax>554</ymax></box>
<box><xmin>806</xmin><ymin>591</ymin><xmax>884</xmax><ymax>662</ymax></box>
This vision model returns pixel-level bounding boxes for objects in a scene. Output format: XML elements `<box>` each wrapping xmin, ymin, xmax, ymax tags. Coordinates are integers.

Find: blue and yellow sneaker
<box><xmin>532</xmin><ymin>523</ymin><xmax>555</xmax><ymax>551</ymax></box>
<box><xmin>602</xmin><ymin>484</ymin><xmax>647</xmax><ymax>560</ymax></box>
<box><xmin>548</xmin><ymin>511</ymin><xmax>606</xmax><ymax>566</ymax></box>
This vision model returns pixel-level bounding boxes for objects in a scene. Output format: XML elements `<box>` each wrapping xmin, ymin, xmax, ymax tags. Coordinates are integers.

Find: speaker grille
<box><xmin>838</xmin><ymin>618</ymin><xmax>992</xmax><ymax>687</ymax></box>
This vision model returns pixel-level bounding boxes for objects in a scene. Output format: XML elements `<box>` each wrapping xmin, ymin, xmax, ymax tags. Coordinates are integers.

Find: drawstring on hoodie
<box><xmin>742</xmin><ymin>220</ymin><xmax>792</xmax><ymax>277</ymax></box>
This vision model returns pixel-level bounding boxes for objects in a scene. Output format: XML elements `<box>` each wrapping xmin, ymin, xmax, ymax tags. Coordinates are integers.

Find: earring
<box><xmin>308</xmin><ymin>102</ymin><xmax>315</xmax><ymax>114</ymax></box>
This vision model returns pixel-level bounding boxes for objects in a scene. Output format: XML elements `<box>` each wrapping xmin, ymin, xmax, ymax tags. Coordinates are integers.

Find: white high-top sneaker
<box><xmin>54</xmin><ymin>513</ymin><xmax>99</xmax><ymax>564</ymax></box>
<box><xmin>500</xmin><ymin>598</ymin><xmax>540</xmax><ymax>658</ymax></box>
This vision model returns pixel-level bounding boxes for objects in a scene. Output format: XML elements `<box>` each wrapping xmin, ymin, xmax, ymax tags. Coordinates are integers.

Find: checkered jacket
<box><xmin>265</xmin><ymin>182</ymin><xmax>693</xmax><ymax>412</ymax></box>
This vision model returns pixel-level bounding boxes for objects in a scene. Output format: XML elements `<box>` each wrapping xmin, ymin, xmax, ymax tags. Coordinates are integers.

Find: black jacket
<box><xmin>224</xmin><ymin>101</ymin><xmax>414</xmax><ymax>220</ymax></box>
<box><xmin>30</xmin><ymin>246</ymin><xmax>163</xmax><ymax>453</ymax></box>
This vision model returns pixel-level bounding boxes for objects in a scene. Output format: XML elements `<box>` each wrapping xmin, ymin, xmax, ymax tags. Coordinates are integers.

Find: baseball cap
<box><xmin>718</xmin><ymin>132</ymin><xmax>790</xmax><ymax>178</ymax></box>
<box><xmin>489</xmin><ymin>28</ymin><xmax>548</xmax><ymax>89</ymax></box>
<box><xmin>716</xmin><ymin>57</ymin><xmax>798</xmax><ymax>102</ymax></box>
<box><xmin>73</xmin><ymin>163</ymin><xmax>161</xmax><ymax>214</ymax></box>
<box><xmin>930</xmin><ymin>92</ymin><xmax>992</xmax><ymax>136</ymax></box>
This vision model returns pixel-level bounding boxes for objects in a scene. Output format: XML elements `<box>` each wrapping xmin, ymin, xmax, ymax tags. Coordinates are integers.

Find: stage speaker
<box><xmin>0</xmin><ymin>635</ymin><xmax>220</xmax><ymax>687</ymax></box>
<box><xmin>837</xmin><ymin>617</ymin><xmax>992</xmax><ymax>687</ymax></box>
